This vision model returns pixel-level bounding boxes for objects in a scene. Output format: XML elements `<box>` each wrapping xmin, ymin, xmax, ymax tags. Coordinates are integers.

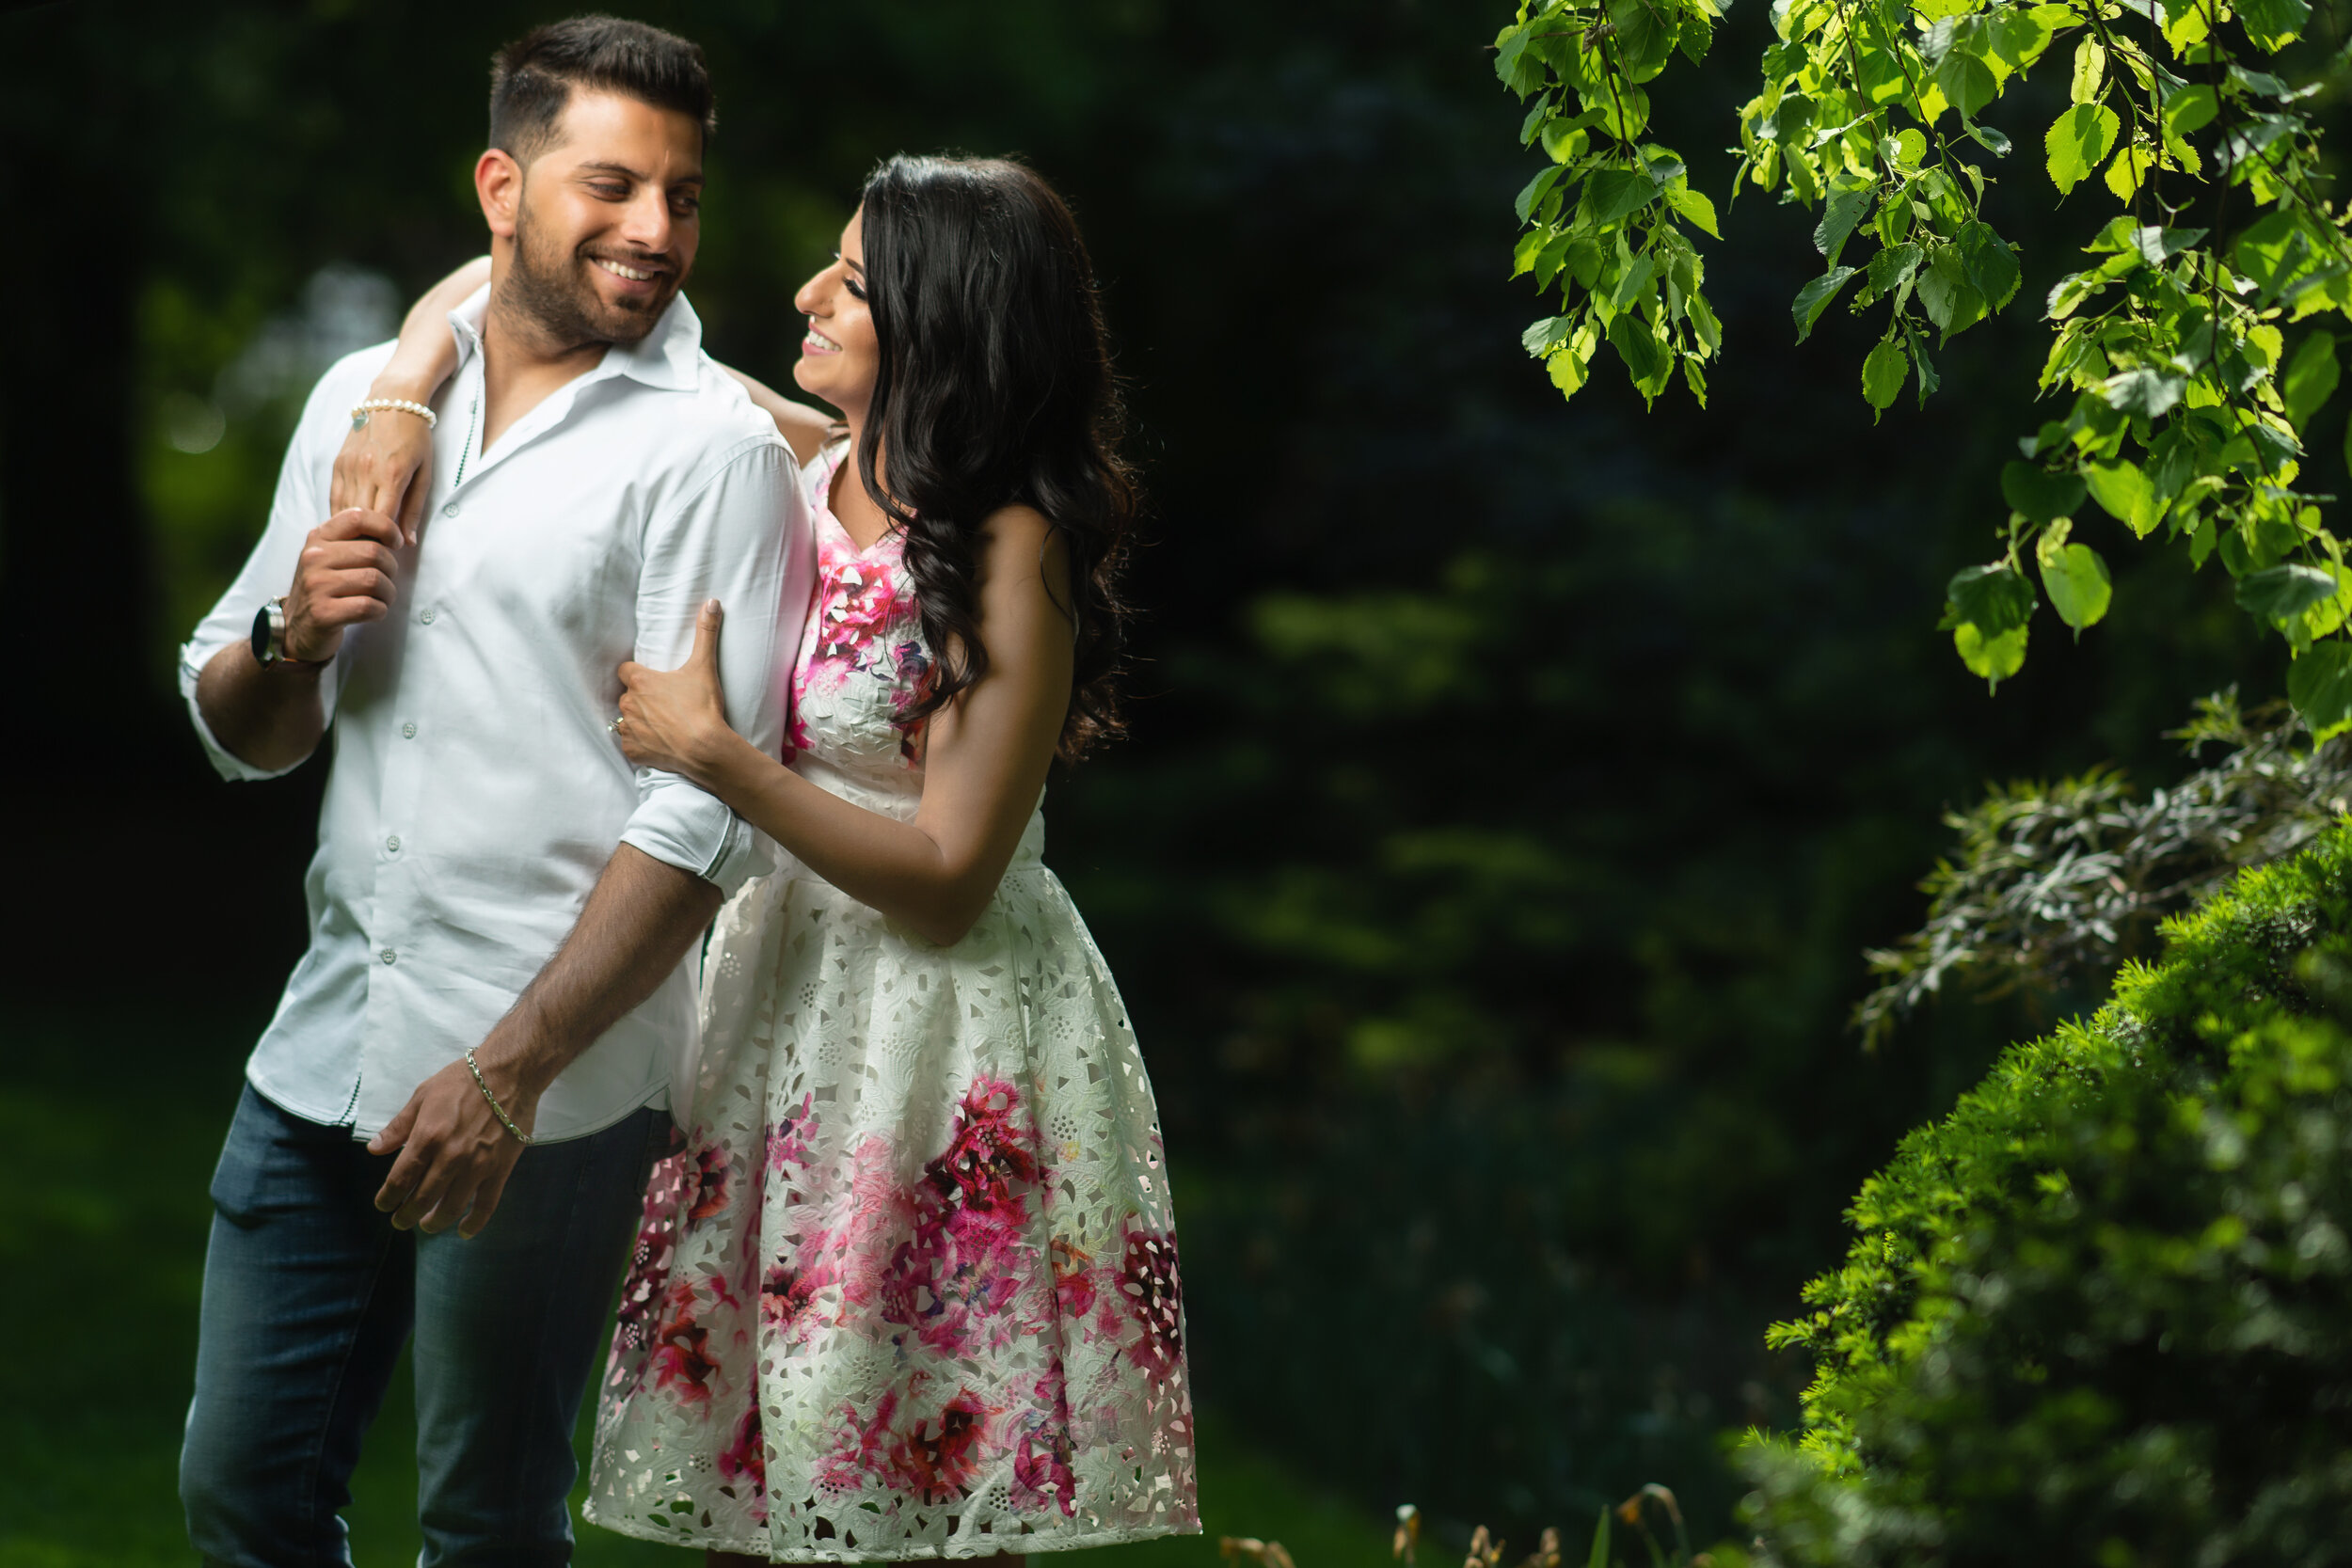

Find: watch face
<box><xmin>251</xmin><ymin>602</ymin><xmax>275</xmax><ymax>666</ymax></box>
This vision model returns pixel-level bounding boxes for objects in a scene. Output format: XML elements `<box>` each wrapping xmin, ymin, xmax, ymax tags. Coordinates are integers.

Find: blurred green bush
<box><xmin>1740</xmin><ymin>817</ymin><xmax>2352</xmax><ymax>1564</ymax></box>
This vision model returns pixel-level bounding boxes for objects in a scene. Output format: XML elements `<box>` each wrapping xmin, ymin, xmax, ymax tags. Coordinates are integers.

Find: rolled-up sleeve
<box><xmin>618</xmin><ymin>434</ymin><xmax>795</xmax><ymax>895</ymax></box>
<box><xmin>178</xmin><ymin>355</ymin><xmax>372</xmax><ymax>781</ymax></box>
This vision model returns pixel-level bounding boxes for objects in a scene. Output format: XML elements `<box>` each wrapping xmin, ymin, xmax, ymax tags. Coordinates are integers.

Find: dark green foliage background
<box><xmin>1745</xmin><ymin>820</ymin><xmax>2352</xmax><ymax>1565</ymax></box>
<box><xmin>0</xmin><ymin>0</ymin><xmax>2315</xmax><ymax>1552</ymax></box>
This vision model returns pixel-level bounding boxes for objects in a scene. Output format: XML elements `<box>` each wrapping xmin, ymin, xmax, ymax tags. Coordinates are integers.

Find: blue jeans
<box><xmin>181</xmin><ymin>1084</ymin><xmax>669</xmax><ymax>1568</ymax></box>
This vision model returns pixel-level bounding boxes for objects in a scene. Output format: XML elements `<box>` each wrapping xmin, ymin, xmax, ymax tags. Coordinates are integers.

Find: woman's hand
<box><xmin>617</xmin><ymin>599</ymin><xmax>739</xmax><ymax>783</ymax></box>
<box><xmin>331</xmin><ymin>402</ymin><xmax>436</xmax><ymax>545</ymax></box>
<box><xmin>326</xmin><ymin>255</ymin><xmax>489</xmax><ymax>543</ymax></box>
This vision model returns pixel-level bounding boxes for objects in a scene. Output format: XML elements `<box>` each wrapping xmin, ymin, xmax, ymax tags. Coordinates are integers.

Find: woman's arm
<box><xmin>329</xmin><ymin>256</ymin><xmax>489</xmax><ymax>540</ymax></box>
<box><xmin>616</xmin><ymin>509</ymin><xmax>1073</xmax><ymax>947</ymax></box>
<box><xmin>718</xmin><ymin>364</ymin><xmax>839</xmax><ymax>467</ymax></box>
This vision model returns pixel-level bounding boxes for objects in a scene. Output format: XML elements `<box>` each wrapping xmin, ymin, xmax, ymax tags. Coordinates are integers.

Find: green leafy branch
<box><xmin>1497</xmin><ymin>0</ymin><xmax>1731</xmax><ymax>406</ymax></box>
<box><xmin>1500</xmin><ymin>0</ymin><xmax>2352</xmax><ymax>736</ymax></box>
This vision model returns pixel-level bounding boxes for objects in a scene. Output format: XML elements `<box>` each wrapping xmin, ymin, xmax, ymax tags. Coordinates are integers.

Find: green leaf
<box><xmin>1948</xmin><ymin>562</ymin><xmax>2038</xmax><ymax>635</ymax></box>
<box><xmin>1918</xmin><ymin>247</ymin><xmax>1987</xmax><ymax>337</ymax></box>
<box><xmin>2069</xmin><ymin>37</ymin><xmax>2105</xmax><ymax>104</ymax></box>
<box><xmin>2105</xmin><ymin>139</ymin><xmax>2159</xmax><ymax>204</ymax></box>
<box><xmin>2285</xmin><ymin>331</ymin><xmax>2340</xmax><ymax>429</ymax></box>
<box><xmin>2237</xmin><ymin>0</ymin><xmax>2311</xmax><ymax>50</ymax></box>
<box><xmin>2002</xmin><ymin>460</ymin><xmax>2087</xmax><ymax>522</ymax></box>
<box><xmin>1494</xmin><ymin>21</ymin><xmax>1547</xmax><ymax>96</ymax></box>
<box><xmin>1958</xmin><ymin>221</ymin><xmax>2022</xmax><ymax>310</ymax></box>
<box><xmin>2289</xmin><ymin>640</ymin><xmax>2352</xmax><ymax>739</ymax></box>
<box><xmin>1522</xmin><ymin>315</ymin><xmax>1575</xmax><ymax>357</ymax></box>
<box><xmin>1585</xmin><ymin>1508</ymin><xmax>1611</xmax><ymax>1568</ymax></box>
<box><xmin>1607</xmin><ymin>309</ymin><xmax>1673</xmax><ymax>400</ymax></box>
<box><xmin>1666</xmin><ymin>184</ymin><xmax>1721</xmax><ymax>239</ymax></box>
<box><xmin>1934</xmin><ymin>50</ymin><xmax>1999</xmax><ymax>120</ymax></box>
<box><xmin>1792</xmin><ymin>265</ymin><xmax>1859</xmax><ymax>342</ymax></box>
<box><xmin>2239</xmin><ymin>563</ymin><xmax>2340</xmax><ymax>631</ymax></box>
<box><xmin>2162</xmin><ymin>0</ymin><xmax>2211</xmax><ymax>51</ymax></box>
<box><xmin>1548</xmin><ymin>345</ymin><xmax>1592</xmax><ymax>398</ymax></box>
<box><xmin>2039</xmin><ymin>541</ymin><xmax>2113</xmax><ymax>635</ymax></box>
<box><xmin>2163</xmin><ymin>83</ymin><xmax>2218</xmax><ymax>137</ymax></box>
<box><xmin>1954</xmin><ymin>620</ymin><xmax>2030</xmax><ymax>686</ymax></box>
<box><xmin>2103</xmin><ymin>366</ymin><xmax>2187</xmax><ymax>420</ymax></box>
<box><xmin>2083</xmin><ymin>459</ymin><xmax>2166</xmax><ymax>537</ymax></box>
<box><xmin>1581</xmin><ymin>166</ymin><xmax>1661</xmax><ymax>227</ymax></box>
<box><xmin>1863</xmin><ymin>338</ymin><xmax>1909</xmax><ymax>416</ymax></box>
<box><xmin>1969</xmin><ymin>122</ymin><xmax>2013</xmax><ymax>156</ymax></box>
<box><xmin>1611</xmin><ymin>250</ymin><xmax>1658</xmax><ymax>311</ymax></box>
<box><xmin>1815</xmin><ymin>185</ymin><xmax>1873</xmax><ymax>262</ymax></box>
<box><xmin>1515</xmin><ymin>164</ymin><xmax>1567</xmax><ymax>223</ymax></box>
<box><xmin>2046</xmin><ymin>103</ymin><xmax>2121</xmax><ymax>197</ymax></box>
<box><xmin>1609</xmin><ymin>0</ymin><xmax>1679</xmax><ymax>81</ymax></box>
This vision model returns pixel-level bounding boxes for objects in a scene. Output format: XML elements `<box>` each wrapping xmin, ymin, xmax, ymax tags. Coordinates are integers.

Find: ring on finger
<box><xmin>609</xmin><ymin>714</ymin><xmax>628</xmax><ymax>733</ymax></box>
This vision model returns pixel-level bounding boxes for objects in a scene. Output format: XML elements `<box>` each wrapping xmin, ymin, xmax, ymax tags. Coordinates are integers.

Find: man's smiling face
<box><xmin>502</xmin><ymin>87</ymin><xmax>704</xmax><ymax>347</ymax></box>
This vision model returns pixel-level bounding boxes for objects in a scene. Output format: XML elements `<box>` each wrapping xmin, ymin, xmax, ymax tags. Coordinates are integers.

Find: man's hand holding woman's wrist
<box><xmin>286</xmin><ymin>507</ymin><xmax>405</xmax><ymax>662</ymax></box>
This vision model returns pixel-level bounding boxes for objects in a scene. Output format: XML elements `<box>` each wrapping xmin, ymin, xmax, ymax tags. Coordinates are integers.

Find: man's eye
<box><xmin>590</xmin><ymin>182</ymin><xmax>628</xmax><ymax>199</ymax></box>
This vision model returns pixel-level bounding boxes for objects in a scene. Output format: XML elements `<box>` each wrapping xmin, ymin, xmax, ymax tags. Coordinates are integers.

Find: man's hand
<box><xmin>290</xmin><ymin>508</ymin><xmax>405</xmax><ymax>661</ymax></box>
<box><xmin>368</xmin><ymin>1052</ymin><xmax>538</xmax><ymax>1239</ymax></box>
<box><xmin>362</xmin><ymin>845</ymin><xmax>722</xmax><ymax>1241</ymax></box>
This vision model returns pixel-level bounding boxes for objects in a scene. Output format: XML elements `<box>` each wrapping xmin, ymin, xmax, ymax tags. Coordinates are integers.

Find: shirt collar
<box><xmin>445</xmin><ymin>282</ymin><xmax>704</xmax><ymax>392</ymax></box>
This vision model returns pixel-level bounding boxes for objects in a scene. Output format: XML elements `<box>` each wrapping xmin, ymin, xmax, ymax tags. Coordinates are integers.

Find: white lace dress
<box><xmin>584</xmin><ymin>447</ymin><xmax>1199</xmax><ymax>1561</ymax></box>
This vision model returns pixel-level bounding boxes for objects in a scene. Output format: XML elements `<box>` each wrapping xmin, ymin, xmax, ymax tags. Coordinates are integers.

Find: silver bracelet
<box><xmin>351</xmin><ymin>397</ymin><xmax>437</xmax><ymax>431</ymax></box>
<box><xmin>464</xmin><ymin>1049</ymin><xmax>535</xmax><ymax>1146</ymax></box>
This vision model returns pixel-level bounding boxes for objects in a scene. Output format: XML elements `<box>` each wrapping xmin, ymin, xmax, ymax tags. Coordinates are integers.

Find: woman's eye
<box><xmin>846</xmin><ymin>278</ymin><xmax>867</xmax><ymax>300</ymax></box>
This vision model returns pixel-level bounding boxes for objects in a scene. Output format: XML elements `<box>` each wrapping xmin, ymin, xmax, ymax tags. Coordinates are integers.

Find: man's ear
<box><xmin>476</xmin><ymin>149</ymin><xmax>524</xmax><ymax>242</ymax></box>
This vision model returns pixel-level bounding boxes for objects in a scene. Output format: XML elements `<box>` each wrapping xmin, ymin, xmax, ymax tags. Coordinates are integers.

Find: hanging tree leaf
<box><xmin>1497</xmin><ymin>0</ymin><xmax>2352</xmax><ymax>734</ymax></box>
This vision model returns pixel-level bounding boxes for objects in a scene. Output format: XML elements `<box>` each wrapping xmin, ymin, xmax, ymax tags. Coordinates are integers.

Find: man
<box><xmin>177</xmin><ymin>18</ymin><xmax>818</xmax><ymax>1564</ymax></box>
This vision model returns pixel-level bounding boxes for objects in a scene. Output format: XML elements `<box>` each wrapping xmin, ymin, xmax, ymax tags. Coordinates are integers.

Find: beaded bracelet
<box><xmin>351</xmin><ymin>397</ymin><xmax>437</xmax><ymax>431</ymax></box>
<box><xmin>465</xmin><ymin>1048</ymin><xmax>536</xmax><ymax>1146</ymax></box>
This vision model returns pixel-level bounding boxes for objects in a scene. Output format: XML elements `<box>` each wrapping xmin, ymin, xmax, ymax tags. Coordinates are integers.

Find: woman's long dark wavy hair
<box><xmin>854</xmin><ymin>153</ymin><xmax>1136</xmax><ymax>761</ymax></box>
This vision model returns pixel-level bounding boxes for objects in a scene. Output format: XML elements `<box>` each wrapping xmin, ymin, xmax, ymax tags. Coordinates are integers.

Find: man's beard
<box><xmin>501</xmin><ymin>196</ymin><xmax>679</xmax><ymax>349</ymax></box>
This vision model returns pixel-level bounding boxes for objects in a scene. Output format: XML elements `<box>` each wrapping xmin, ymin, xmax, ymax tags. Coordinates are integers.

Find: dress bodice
<box><xmin>787</xmin><ymin>446</ymin><xmax>933</xmax><ymax>815</ymax></box>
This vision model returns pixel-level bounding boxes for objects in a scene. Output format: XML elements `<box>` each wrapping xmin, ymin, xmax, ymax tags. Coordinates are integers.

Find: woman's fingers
<box><xmin>690</xmin><ymin>599</ymin><xmax>725</xmax><ymax>670</ymax></box>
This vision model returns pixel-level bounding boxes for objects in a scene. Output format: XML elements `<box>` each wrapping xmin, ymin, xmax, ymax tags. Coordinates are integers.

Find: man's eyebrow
<box><xmin>575</xmin><ymin>159</ymin><xmax>704</xmax><ymax>185</ymax></box>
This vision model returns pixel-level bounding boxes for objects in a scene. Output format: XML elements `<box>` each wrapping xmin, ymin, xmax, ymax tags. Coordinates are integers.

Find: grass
<box><xmin>0</xmin><ymin>1002</ymin><xmax>1387</xmax><ymax>1568</ymax></box>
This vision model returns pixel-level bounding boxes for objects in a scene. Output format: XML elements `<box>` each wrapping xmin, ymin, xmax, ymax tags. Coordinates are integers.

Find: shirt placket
<box><xmin>355</xmin><ymin>355</ymin><xmax>484</xmax><ymax>1121</ymax></box>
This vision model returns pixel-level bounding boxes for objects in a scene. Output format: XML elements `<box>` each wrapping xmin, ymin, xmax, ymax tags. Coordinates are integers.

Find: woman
<box><xmin>341</xmin><ymin>156</ymin><xmax>1197</xmax><ymax>1562</ymax></box>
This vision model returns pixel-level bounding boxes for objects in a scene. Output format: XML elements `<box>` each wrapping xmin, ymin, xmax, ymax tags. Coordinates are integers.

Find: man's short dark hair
<box><xmin>488</xmin><ymin>15</ymin><xmax>716</xmax><ymax>165</ymax></box>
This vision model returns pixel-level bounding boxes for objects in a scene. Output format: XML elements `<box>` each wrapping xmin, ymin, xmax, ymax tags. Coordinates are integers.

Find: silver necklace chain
<box><xmin>452</xmin><ymin>383</ymin><xmax>483</xmax><ymax>490</ymax></box>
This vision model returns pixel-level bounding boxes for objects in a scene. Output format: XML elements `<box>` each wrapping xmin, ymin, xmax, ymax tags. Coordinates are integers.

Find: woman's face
<box><xmin>792</xmin><ymin>206</ymin><xmax>879</xmax><ymax>416</ymax></box>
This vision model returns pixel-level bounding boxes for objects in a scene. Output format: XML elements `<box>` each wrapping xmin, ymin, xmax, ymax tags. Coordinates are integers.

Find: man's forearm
<box><xmin>481</xmin><ymin>843</ymin><xmax>723</xmax><ymax>1099</ymax></box>
<box><xmin>196</xmin><ymin>641</ymin><xmax>329</xmax><ymax>773</ymax></box>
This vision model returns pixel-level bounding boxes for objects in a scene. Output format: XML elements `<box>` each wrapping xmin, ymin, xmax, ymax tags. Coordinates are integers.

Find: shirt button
<box><xmin>379</xmin><ymin>948</ymin><xmax>397</xmax><ymax>965</ymax></box>
<box><xmin>386</xmin><ymin>835</ymin><xmax>402</xmax><ymax>854</ymax></box>
<box><xmin>420</xmin><ymin>608</ymin><xmax>437</xmax><ymax>625</ymax></box>
<box><xmin>401</xmin><ymin>721</ymin><xmax>417</xmax><ymax>739</ymax></box>
<box><xmin>442</xmin><ymin>502</ymin><xmax>459</xmax><ymax>517</ymax></box>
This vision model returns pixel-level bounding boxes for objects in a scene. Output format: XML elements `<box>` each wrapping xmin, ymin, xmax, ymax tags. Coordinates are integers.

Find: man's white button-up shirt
<box><xmin>181</xmin><ymin>286</ymin><xmax>813</xmax><ymax>1142</ymax></box>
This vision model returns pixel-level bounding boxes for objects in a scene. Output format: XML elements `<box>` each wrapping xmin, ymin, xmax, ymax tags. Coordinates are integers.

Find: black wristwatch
<box><xmin>251</xmin><ymin>596</ymin><xmax>322</xmax><ymax>670</ymax></box>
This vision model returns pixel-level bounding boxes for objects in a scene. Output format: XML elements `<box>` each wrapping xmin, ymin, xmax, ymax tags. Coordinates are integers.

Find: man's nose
<box><xmin>619</xmin><ymin>189</ymin><xmax>677</xmax><ymax>256</ymax></box>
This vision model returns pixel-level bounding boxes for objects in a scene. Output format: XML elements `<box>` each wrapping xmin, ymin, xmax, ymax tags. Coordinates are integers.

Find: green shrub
<box><xmin>1740</xmin><ymin>819</ymin><xmax>2352</xmax><ymax>1565</ymax></box>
